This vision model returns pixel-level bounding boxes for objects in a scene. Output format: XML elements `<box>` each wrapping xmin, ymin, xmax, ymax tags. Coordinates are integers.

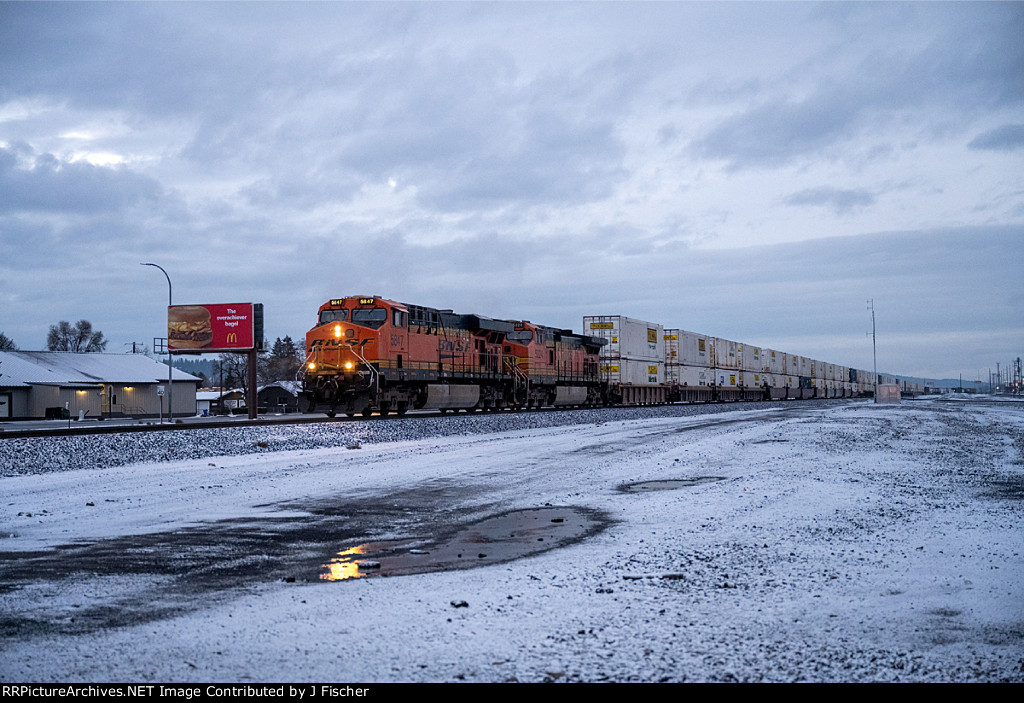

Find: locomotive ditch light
<box><xmin>345</xmin><ymin>362</ymin><xmax>353</xmax><ymax>370</ymax></box>
<box><xmin>308</xmin><ymin>362</ymin><xmax>316</xmax><ymax>371</ymax></box>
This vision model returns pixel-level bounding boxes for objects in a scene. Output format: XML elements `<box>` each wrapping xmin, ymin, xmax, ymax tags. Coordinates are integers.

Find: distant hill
<box><xmin>162</xmin><ymin>357</ymin><xmax>219</xmax><ymax>383</ymax></box>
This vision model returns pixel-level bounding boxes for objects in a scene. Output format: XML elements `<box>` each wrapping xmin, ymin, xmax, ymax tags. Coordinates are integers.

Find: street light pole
<box><xmin>867</xmin><ymin>299</ymin><xmax>877</xmax><ymax>401</ymax></box>
<box><xmin>142</xmin><ymin>263</ymin><xmax>173</xmax><ymax>423</ymax></box>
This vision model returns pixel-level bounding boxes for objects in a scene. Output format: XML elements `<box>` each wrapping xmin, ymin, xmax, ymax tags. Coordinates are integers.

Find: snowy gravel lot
<box><xmin>1</xmin><ymin>397</ymin><xmax>1022</xmax><ymax>682</ymax></box>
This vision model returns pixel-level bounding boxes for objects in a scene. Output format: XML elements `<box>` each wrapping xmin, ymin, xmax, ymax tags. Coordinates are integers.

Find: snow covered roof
<box><xmin>259</xmin><ymin>380</ymin><xmax>302</xmax><ymax>395</ymax></box>
<box><xmin>0</xmin><ymin>351</ymin><xmax>200</xmax><ymax>387</ymax></box>
<box><xmin>196</xmin><ymin>389</ymin><xmax>244</xmax><ymax>401</ymax></box>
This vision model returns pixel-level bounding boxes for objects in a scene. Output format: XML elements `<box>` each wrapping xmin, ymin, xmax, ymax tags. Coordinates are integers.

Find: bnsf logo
<box><xmin>440</xmin><ymin>339</ymin><xmax>469</xmax><ymax>353</ymax></box>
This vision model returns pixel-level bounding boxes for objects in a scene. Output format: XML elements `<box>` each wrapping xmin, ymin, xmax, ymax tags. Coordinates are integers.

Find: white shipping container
<box><xmin>714</xmin><ymin>369</ymin><xmax>741</xmax><ymax>388</ymax></box>
<box><xmin>765</xmin><ymin>348</ymin><xmax>784</xmax><ymax>374</ymax></box>
<box><xmin>664</xmin><ymin>329</ymin><xmax>713</xmax><ymax>367</ymax></box>
<box><xmin>676</xmin><ymin>364</ymin><xmax>713</xmax><ymax>387</ymax></box>
<box><xmin>585</xmin><ymin>315</ymin><xmax>664</xmax><ymax>362</ymax></box>
<box><xmin>744</xmin><ymin>371</ymin><xmax>765</xmax><ymax>387</ymax></box>
<box><xmin>714</xmin><ymin>337</ymin><xmax>740</xmax><ymax>369</ymax></box>
<box><xmin>601</xmin><ymin>357</ymin><xmax>664</xmax><ymax>386</ymax></box>
<box><xmin>740</xmin><ymin>344</ymin><xmax>762</xmax><ymax>372</ymax></box>
<box><xmin>783</xmin><ymin>353</ymin><xmax>800</xmax><ymax>375</ymax></box>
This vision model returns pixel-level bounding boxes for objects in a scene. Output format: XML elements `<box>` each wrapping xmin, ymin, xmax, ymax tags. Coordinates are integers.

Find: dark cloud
<box><xmin>783</xmin><ymin>187</ymin><xmax>876</xmax><ymax>215</ymax></box>
<box><xmin>968</xmin><ymin>124</ymin><xmax>1024</xmax><ymax>151</ymax></box>
<box><xmin>0</xmin><ymin>145</ymin><xmax>162</xmax><ymax>214</ymax></box>
<box><xmin>692</xmin><ymin>3</ymin><xmax>1024</xmax><ymax>168</ymax></box>
<box><xmin>692</xmin><ymin>91</ymin><xmax>857</xmax><ymax>167</ymax></box>
<box><xmin>314</xmin><ymin>48</ymin><xmax>628</xmax><ymax>212</ymax></box>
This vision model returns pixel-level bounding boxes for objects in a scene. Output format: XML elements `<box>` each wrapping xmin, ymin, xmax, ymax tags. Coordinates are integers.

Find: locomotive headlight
<box><xmin>334</xmin><ymin>325</ymin><xmax>342</xmax><ymax>338</ymax></box>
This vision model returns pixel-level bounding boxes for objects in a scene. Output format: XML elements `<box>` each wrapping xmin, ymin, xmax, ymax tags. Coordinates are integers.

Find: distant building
<box><xmin>196</xmin><ymin>388</ymin><xmax>246</xmax><ymax>416</ymax></box>
<box><xmin>258</xmin><ymin>381</ymin><xmax>302</xmax><ymax>414</ymax></box>
<box><xmin>0</xmin><ymin>351</ymin><xmax>199</xmax><ymax>420</ymax></box>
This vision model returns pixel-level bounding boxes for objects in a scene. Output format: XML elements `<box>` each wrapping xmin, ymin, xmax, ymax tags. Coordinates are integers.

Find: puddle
<box><xmin>617</xmin><ymin>477</ymin><xmax>727</xmax><ymax>493</ymax></box>
<box><xmin>0</xmin><ymin>486</ymin><xmax>609</xmax><ymax>636</ymax></box>
<box><xmin>320</xmin><ymin>506</ymin><xmax>604</xmax><ymax>580</ymax></box>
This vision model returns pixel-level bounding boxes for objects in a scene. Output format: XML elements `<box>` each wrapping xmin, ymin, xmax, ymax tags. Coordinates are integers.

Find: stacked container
<box><xmin>664</xmin><ymin>329</ymin><xmax>715</xmax><ymax>402</ymax></box>
<box><xmin>584</xmin><ymin>316</ymin><xmax>666</xmax><ymax>403</ymax></box>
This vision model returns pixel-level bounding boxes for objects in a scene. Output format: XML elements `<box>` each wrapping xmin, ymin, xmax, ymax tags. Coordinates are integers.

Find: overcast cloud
<box><xmin>0</xmin><ymin>1</ymin><xmax>1021</xmax><ymax>381</ymax></box>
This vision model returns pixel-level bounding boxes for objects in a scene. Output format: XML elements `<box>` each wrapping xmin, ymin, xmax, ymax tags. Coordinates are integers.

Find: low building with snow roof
<box><xmin>258</xmin><ymin>381</ymin><xmax>302</xmax><ymax>414</ymax></box>
<box><xmin>0</xmin><ymin>351</ymin><xmax>200</xmax><ymax>420</ymax></box>
<box><xmin>196</xmin><ymin>388</ymin><xmax>246</xmax><ymax>416</ymax></box>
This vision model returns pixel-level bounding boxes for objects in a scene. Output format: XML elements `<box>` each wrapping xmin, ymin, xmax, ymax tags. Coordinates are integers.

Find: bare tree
<box><xmin>217</xmin><ymin>348</ymin><xmax>270</xmax><ymax>393</ymax></box>
<box><xmin>0</xmin><ymin>331</ymin><xmax>16</xmax><ymax>351</ymax></box>
<box><xmin>47</xmin><ymin>320</ymin><xmax>108</xmax><ymax>352</ymax></box>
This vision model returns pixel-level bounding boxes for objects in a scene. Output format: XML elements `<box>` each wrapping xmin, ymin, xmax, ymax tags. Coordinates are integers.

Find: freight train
<box><xmin>300</xmin><ymin>295</ymin><xmax>919</xmax><ymax>417</ymax></box>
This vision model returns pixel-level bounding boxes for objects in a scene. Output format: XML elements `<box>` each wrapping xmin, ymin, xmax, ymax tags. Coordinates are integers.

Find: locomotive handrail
<box><xmin>504</xmin><ymin>355</ymin><xmax>530</xmax><ymax>399</ymax></box>
<box><xmin>347</xmin><ymin>343</ymin><xmax>379</xmax><ymax>397</ymax></box>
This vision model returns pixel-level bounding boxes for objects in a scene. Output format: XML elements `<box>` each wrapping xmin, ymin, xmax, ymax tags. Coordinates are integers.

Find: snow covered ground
<box><xmin>1</xmin><ymin>397</ymin><xmax>1022</xmax><ymax>682</ymax></box>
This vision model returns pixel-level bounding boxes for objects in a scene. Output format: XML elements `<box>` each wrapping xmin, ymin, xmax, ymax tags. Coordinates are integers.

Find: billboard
<box><xmin>168</xmin><ymin>303</ymin><xmax>263</xmax><ymax>353</ymax></box>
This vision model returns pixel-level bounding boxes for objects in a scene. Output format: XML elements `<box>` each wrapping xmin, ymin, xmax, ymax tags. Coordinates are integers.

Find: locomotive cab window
<box><xmin>319</xmin><ymin>308</ymin><xmax>349</xmax><ymax>325</ymax></box>
<box><xmin>352</xmin><ymin>308</ymin><xmax>387</xmax><ymax>329</ymax></box>
<box><xmin>392</xmin><ymin>310</ymin><xmax>406</xmax><ymax>327</ymax></box>
<box><xmin>507</xmin><ymin>330</ymin><xmax>533</xmax><ymax>343</ymax></box>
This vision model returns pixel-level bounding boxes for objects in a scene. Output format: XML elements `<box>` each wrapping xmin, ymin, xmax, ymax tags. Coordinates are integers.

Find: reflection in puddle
<box><xmin>321</xmin><ymin>544</ymin><xmax>371</xmax><ymax>580</ymax></box>
<box><xmin>319</xmin><ymin>506</ymin><xmax>605</xmax><ymax>581</ymax></box>
<box><xmin>618</xmin><ymin>477</ymin><xmax>727</xmax><ymax>493</ymax></box>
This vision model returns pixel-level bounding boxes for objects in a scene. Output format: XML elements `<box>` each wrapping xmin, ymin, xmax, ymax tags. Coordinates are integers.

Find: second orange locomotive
<box><xmin>301</xmin><ymin>296</ymin><xmax>606</xmax><ymax>417</ymax></box>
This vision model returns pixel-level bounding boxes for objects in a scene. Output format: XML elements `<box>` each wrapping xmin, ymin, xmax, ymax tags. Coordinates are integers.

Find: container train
<box><xmin>300</xmin><ymin>295</ymin><xmax>922</xmax><ymax>417</ymax></box>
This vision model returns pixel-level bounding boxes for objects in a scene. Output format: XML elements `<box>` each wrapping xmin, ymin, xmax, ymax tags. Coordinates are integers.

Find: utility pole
<box><xmin>867</xmin><ymin>300</ymin><xmax>878</xmax><ymax>401</ymax></box>
<box><xmin>142</xmin><ymin>263</ymin><xmax>173</xmax><ymax>423</ymax></box>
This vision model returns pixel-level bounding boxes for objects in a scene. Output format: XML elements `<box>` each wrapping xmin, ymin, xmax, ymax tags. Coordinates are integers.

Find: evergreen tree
<box><xmin>268</xmin><ymin>335</ymin><xmax>302</xmax><ymax>381</ymax></box>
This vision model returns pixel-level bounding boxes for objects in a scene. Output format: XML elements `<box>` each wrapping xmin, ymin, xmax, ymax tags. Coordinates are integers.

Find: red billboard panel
<box><xmin>169</xmin><ymin>303</ymin><xmax>259</xmax><ymax>353</ymax></box>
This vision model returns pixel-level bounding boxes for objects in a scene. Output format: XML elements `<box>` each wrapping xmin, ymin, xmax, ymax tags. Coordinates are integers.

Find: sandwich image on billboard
<box><xmin>168</xmin><ymin>303</ymin><xmax>260</xmax><ymax>353</ymax></box>
<box><xmin>168</xmin><ymin>305</ymin><xmax>213</xmax><ymax>349</ymax></box>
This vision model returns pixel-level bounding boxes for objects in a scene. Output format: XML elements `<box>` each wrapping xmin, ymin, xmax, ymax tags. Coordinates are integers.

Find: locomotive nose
<box><xmin>333</xmin><ymin>324</ymin><xmax>359</xmax><ymax>342</ymax></box>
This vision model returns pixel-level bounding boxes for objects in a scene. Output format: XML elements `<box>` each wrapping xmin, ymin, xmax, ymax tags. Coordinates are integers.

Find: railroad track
<box><xmin>0</xmin><ymin>398</ymin><xmax>833</xmax><ymax>440</ymax></box>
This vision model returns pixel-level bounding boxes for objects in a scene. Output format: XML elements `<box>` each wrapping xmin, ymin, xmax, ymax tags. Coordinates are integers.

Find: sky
<box><xmin>0</xmin><ymin>1</ymin><xmax>1021</xmax><ymax>382</ymax></box>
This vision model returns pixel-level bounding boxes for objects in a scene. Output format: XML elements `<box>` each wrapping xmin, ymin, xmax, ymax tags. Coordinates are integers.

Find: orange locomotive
<box><xmin>301</xmin><ymin>296</ymin><xmax>606</xmax><ymax>417</ymax></box>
